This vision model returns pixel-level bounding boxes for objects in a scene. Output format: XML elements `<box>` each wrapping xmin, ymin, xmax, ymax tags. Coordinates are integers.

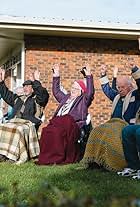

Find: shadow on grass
<box><xmin>35</xmin><ymin>164</ymin><xmax>140</xmax><ymax>207</ymax></box>
<box><xmin>0</xmin><ymin>163</ymin><xmax>139</xmax><ymax>207</ymax></box>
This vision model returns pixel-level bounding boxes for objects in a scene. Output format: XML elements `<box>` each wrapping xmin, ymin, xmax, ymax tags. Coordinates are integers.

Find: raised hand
<box><xmin>52</xmin><ymin>64</ymin><xmax>60</xmax><ymax>77</ymax></box>
<box><xmin>100</xmin><ymin>65</ymin><xmax>107</xmax><ymax>76</ymax></box>
<box><xmin>113</xmin><ymin>66</ymin><xmax>118</xmax><ymax>78</ymax></box>
<box><xmin>129</xmin><ymin>62</ymin><xmax>136</xmax><ymax>69</ymax></box>
<box><xmin>0</xmin><ymin>68</ymin><xmax>5</xmax><ymax>82</ymax></box>
<box><xmin>34</xmin><ymin>70</ymin><xmax>40</xmax><ymax>81</ymax></box>
<box><xmin>28</xmin><ymin>71</ymin><xmax>34</xmax><ymax>81</ymax></box>
<box><xmin>83</xmin><ymin>64</ymin><xmax>91</xmax><ymax>76</ymax></box>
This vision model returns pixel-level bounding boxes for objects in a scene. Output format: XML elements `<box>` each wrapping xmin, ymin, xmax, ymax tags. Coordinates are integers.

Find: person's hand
<box><xmin>0</xmin><ymin>68</ymin><xmax>5</xmax><ymax>82</ymax></box>
<box><xmin>84</xmin><ymin>64</ymin><xmax>91</xmax><ymax>76</ymax></box>
<box><xmin>100</xmin><ymin>65</ymin><xmax>107</xmax><ymax>76</ymax></box>
<box><xmin>52</xmin><ymin>64</ymin><xmax>60</xmax><ymax>77</ymax></box>
<box><xmin>129</xmin><ymin>62</ymin><xmax>136</xmax><ymax>69</ymax></box>
<box><xmin>1</xmin><ymin>69</ymin><xmax>5</xmax><ymax>81</ymax></box>
<box><xmin>34</xmin><ymin>70</ymin><xmax>40</xmax><ymax>81</ymax></box>
<box><xmin>28</xmin><ymin>71</ymin><xmax>34</xmax><ymax>81</ymax></box>
<box><xmin>126</xmin><ymin>59</ymin><xmax>136</xmax><ymax>69</ymax></box>
<box><xmin>113</xmin><ymin>66</ymin><xmax>118</xmax><ymax>78</ymax></box>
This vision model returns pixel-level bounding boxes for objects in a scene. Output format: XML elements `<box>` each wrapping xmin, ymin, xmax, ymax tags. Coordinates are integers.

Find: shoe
<box><xmin>0</xmin><ymin>154</ymin><xmax>7</xmax><ymax>162</ymax></box>
<box><xmin>5</xmin><ymin>159</ymin><xmax>15</xmax><ymax>164</ymax></box>
<box><xmin>132</xmin><ymin>170</ymin><xmax>140</xmax><ymax>179</ymax></box>
<box><xmin>117</xmin><ymin>168</ymin><xmax>138</xmax><ymax>177</ymax></box>
<box><xmin>31</xmin><ymin>156</ymin><xmax>39</xmax><ymax>163</ymax></box>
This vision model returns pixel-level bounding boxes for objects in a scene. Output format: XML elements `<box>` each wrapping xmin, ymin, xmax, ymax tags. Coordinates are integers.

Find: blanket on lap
<box><xmin>81</xmin><ymin>118</ymin><xmax>128</xmax><ymax>171</ymax></box>
<box><xmin>0</xmin><ymin>118</ymin><xmax>40</xmax><ymax>164</ymax></box>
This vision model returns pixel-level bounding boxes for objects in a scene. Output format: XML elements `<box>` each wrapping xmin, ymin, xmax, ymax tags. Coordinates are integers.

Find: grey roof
<box><xmin>0</xmin><ymin>14</ymin><xmax>140</xmax><ymax>31</ymax></box>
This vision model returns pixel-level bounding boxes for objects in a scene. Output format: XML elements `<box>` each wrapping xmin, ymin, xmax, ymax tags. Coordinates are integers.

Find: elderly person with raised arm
<box><xmin>81</xmin><ymin>64</ymin><xmax>140</xmax><ymax>172</ymax></box>
<box><xmin>37</xmin><ymin>64</ymin><xmax>94</xmax><ymax>165</ymax></box>
<box><xmin>0</xmin><ymin>68</ymin><xmax>49</xmax><ymax>163</ymax></box>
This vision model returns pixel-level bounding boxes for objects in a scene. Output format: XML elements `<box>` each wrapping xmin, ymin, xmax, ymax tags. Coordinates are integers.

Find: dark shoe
<box><xmin>5</xmin><ymin>159</ymin><xmax>15</xmax><ymax>163</ymax></box>
<box><xmin>31</xmin><ymin>156</ymin><xmax>39</xmax><ymax>163</ymax></box>
<box><xmin>0</xmin><ymin>154</ymin><xmax>7</xmax><ymax>162</ymax></box>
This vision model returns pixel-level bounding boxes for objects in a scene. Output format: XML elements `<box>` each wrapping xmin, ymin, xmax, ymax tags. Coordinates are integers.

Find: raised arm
<box><xmin>99</xmin><ymin>65</ymin><xmax>118</xmax><ymax>101</ymax></box>
<box><xmin>131</xmin><ymin>65</ymin><xmax>140</xmax><ymax>91</ymax></box>
<box><xmin>0</xmin><ymin>68</ymin><xmax>17</xmax><ymax>106</ymax></box>
<box><xmin>83</xmin><ymin>64</ymin><xmax>95</xmax><ymax>107</ymax></box>
<box><xmin>29</xmin><ymin>70</ymin><xmax>49</xmax><ymax>107</ymax></box>
<box><xmin>52</xmin><ymin>64</ymin><xmax>66</xmax><ymax>103</ymax></box>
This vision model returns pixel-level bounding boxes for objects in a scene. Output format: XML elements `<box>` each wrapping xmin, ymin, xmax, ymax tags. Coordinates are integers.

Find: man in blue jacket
<box><xmin>100</xmin><ymin>64</ymin><xmax>140</xmax><ymax>124</ymax></box>
<box><xmin>81</xmin><ymin>64</ymin><xmax>140</xmax><ymax>172</ymax></box>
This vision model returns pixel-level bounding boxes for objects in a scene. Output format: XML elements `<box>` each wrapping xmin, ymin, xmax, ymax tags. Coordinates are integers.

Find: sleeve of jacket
<box><xmin>32</xmin><ymin>80</ymin><xmax>49</xmax><ymax>107</ymax></box>
<box><xmin>85</xmin><ymin>75</ymin><xmax>95</xmax><ymax>107</ymax></box>
<box><xmin>0</xmin><ymin>81</ymin><xmax>18</xmax><ymax>107</ymax></box>
<box><xmin>131</xmin><ymin>66</ymin><xmax>140</xmax><ymax>91</ymax></box>
<box><xmin>52</xmin><ymin>76</ymin><xmax>66</xmax><ymax>103</ymax></box>
<box><xmin>111</xmin><ymin>77</ymin><xmax>117</xmax><ymax>91</ymax></box>
<box><xmin>99</xmin><ymin>75</ymin><xmax>118</xmax><ymax>101</ymax></box>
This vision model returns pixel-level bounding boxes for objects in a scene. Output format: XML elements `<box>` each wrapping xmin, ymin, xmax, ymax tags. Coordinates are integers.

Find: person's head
<box><xmin>14</xmin><ymin>86</ymin><xmax>24</xmax><ymax>96</ymax></box>
<box><xmin>116</xmin><ymin>76</ymin><xmax>133</xmax><ymax>97</ymax></box>
<box><xmin>22</xmin><ymin>80</ymin><xmax>33</xmax><ymax>96</ymax></box>
<box><xmin>70</xmin><ymin>79</ymin><xmax>87</xmax><ymax>98</ymax></box>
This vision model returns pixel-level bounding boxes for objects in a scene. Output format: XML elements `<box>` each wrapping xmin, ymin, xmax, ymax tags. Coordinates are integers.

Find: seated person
<box><xmin>117</xmin><ymin>107</ymin><xmax>140</xmax><ymax>179</ymax></box>
<box><xmin>81</xmin><ymin>64</ymin><xmax>140</xmax><ymax>172</ymax></box>
<box><xmin>37</xmin><ymin>63</ymin><xmax>94</xmax><ymax>165</ymax></box>
<box><xmin>0</xmin><ymin>68</ymin><xmax>49</xmax><ymax>163</ymax></box>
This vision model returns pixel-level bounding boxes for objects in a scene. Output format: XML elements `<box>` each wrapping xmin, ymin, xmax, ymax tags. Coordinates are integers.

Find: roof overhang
<box><xmin>0</xmin><ymin>16</ymin><xmax>140</xmax><ymax>61</ymax></box>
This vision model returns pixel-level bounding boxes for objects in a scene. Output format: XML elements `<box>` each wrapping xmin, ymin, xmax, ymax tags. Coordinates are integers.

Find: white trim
<box><xmin>138</xmin><ymin>37</ymin><xmax>140</xmax><ymax>50</ymax></box>
<box><xmin>1</xmin><ymin>24</ymin><xmax>140</xmax><ymax>36</ymax></box>
<box><xmin>21</xmin><ymin>42</ymin><xmax>25</xmax><ymax>83</ymax></box>
<box><xmin>132</xmin><ymin>69</ymin><xmax>140</xmax><ymax>80</ymax></box>
<box><xmin>99</xmin><ymin>76</ymin><xmax>109</xmax><ymax>85</ymax></box>
<box><xmin>0</xmin><ymin>23</ymin><xmax>140</xmax><ymax>41</ymax></box>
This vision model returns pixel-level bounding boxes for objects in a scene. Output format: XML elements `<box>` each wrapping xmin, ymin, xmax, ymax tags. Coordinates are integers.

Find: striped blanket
<box><xmin>81</xmin><ymin>118</ymin><xmax>128</xmax><ymax>171</ymax></box>
<box><xmin>0</xmin><ymin>118</ymin><xmax>40</xmax><ymax>164</ymax></box>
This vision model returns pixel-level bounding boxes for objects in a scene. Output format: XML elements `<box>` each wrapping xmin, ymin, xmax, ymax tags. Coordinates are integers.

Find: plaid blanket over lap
<box><xmin>81</xmin><ymin>118</ymin><xmax>128</xmax><ymax>172</ymax></box>
<box><xmin>0</xmin><ymin>118</ymin><xmax>40</xmax><ymax>163</ymax></box>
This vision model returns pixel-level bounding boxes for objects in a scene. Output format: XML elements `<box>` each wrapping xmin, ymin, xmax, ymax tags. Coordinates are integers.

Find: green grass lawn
<box><xmin>0</xmin><ymin>162</ymin><xmax>140</xmax><ymax>206</ymax></box>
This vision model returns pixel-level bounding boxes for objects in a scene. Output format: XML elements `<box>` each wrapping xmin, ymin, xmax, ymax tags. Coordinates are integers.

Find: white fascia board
<box><xmin>0</xmin><ymin>24</ymin><xmax>140</xmax><ymax>37</ymax></box>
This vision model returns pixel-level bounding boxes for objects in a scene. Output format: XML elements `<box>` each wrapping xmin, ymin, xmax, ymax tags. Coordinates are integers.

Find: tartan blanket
<box><xmin>0</xmin><ymin>118</ymin><xmax>40</xmax><ymax>163</ymax></box>
<box><xmin>81</xmin><ymin>118</ymin><xmax>128</xmax><ymax>171</ymax></box>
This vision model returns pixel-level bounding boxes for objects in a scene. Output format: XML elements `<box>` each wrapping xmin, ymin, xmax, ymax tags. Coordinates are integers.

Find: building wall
<box><xmin>25</xmin><ymin>35</ymin><xmax>140</xmax><ymax>127</ymax></box>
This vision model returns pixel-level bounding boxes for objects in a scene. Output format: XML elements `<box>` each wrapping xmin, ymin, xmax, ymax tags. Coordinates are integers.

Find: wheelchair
<box><xmin>78</xmin><ymin>114</ymin><xmax>93</xmax><ymax>161</ymax></box>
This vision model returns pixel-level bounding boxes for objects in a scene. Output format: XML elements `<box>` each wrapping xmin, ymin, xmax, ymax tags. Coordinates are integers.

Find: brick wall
<box><xmin>25</xmin><ymin>35</ymin><xmax>140</xmax><ymax>127</ymax></box>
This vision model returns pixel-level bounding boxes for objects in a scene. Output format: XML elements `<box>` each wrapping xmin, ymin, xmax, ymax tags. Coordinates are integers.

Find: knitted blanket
<box><xmin>81</xmin><ymin>118</ymin><xmax>128</xmax><ymax>171</ymax></box>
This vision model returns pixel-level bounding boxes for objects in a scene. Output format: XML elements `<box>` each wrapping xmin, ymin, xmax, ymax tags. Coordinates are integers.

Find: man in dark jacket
<box><xmin>0</xmin><ymin>68</ymin><xmax>49</xmax><ymax>130</ymax></box>
<box><xmin>0</xmin><ymin>68</ymin><xmax>49</xmax><ymax>163</ymax></box>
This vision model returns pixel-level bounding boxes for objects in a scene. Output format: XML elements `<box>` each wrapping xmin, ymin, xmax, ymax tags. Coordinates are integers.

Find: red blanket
<box><xmin>38</xmin><ymin>115</ymin><xmax>80</xmax><ymax>165</ymax></box>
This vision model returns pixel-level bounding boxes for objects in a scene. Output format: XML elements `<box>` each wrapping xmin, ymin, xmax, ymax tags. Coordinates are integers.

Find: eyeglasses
<box><xmin>71</xmin><ymin>86</ymin><xmax>81</xmax><ymax>91</ymax></box>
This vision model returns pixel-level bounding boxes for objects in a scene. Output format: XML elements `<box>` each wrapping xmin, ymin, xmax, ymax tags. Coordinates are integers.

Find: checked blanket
<box><xmin>0</xmin><ymin>118</ymin><xmax>40</xmax><ymax>163</ymax></box>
